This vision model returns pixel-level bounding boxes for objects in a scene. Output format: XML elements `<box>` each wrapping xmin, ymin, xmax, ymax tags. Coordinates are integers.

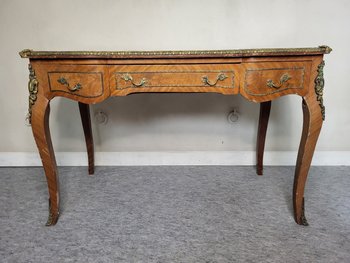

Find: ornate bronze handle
<box><xmin>57</xmin><ymin>77</ymin><xmax>82</xmax><ymax>92</ymax></box>
<box><xmin>266</xmin><ymin>73</ymin><xmax>291</xmax><ymax>89</ymax></box>
<box><xmin>202</xmin><ymin>73</ymin><xmax>228</xmax><ymax>86</ymax></box>
<box><xmin>121</xmin><ymin>73</ymin><xmax>147</xmax><ymax>87</ymax></box>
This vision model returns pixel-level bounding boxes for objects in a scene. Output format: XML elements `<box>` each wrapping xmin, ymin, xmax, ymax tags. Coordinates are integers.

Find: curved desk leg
<box><xmin>256</xmin><ymin>101</ymin><xmax>271</xmax><ymax>175</ymax></box>
<box><xmin>293</xmin><ymin>95</ymin><xmax>323</xmax><ymax>225</ymax></box>
<box><xmin>78</xmin><ymin>102</ymin><xmax>94</xmax><ymax>175</ymax></box>
<box><xmin>31</xmin><ymin>98</ymin><xmax>60</xmax><ymax>226</ymax></box>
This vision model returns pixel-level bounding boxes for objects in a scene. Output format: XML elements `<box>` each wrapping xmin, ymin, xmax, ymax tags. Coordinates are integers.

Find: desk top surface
<box><xmin>19</xmin><ymin>46</ymin><xmax>331</xmax><ymax>59</ymax></box>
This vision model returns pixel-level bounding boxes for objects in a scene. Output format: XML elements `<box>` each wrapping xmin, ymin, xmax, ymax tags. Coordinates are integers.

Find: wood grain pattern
<box><xmin>22</xmin><ymin>48</ymin><xmax>330</xmax><ymax>226</ymax></box>
<box><xmin>110</xmin><ymin>64</ymin><xmax>239</xmax><ymax>96</ymax></box>
<box><xmin>34</xmin><ymin>64</ymin><xmax>110</xmax><ymax>104</ymax></box>
<box><xmin>240</xmin><ymin>61</ymin><xmax>312</xmax><ymax>102</ymax></box>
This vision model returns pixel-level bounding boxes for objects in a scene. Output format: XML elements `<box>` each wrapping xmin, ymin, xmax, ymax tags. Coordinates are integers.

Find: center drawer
<box><xmin>109</xmin><ymin>64</ymin><xmax>239</xmax><ymax>96</ymax></box>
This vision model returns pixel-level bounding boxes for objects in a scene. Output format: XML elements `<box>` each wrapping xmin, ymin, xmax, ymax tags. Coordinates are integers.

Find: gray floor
<box><xmin>1</xmin><ymin>166</ymin><xmax>349</xmax><ymax>262</ymax></box>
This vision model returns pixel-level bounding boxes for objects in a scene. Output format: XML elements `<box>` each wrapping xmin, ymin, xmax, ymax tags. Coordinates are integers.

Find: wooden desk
<box><xmin>19</xmin><ymin>46</ymin><xmax>331</xmax><ymax>226</ymax></box>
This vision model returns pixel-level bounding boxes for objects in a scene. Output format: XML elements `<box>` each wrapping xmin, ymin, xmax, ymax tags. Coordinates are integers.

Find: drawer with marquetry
<box><xmin>35</xmin><ymin>64</ymin><xmax>110</xmax><ymax>102</ymax></box>
<box><xmin>240</xmin><ymin>61</ymin><xmax>312</xmax><ymax>102</ymax></box>
<box><xmin>109</xmin><ymin>64</ymin><xmax>239</xmax><ymax>96</ymax></box>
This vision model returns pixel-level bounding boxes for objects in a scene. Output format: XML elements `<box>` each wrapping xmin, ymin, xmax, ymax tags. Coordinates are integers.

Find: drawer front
<box><xmin>241</xmin><ymin>61</ymin><xmax>312</xmax><ymax>101</ymax></box>
<box><xmin>35</xmin><ymin>64</ymin><xmax>110</xmax><ymax>103</ymax></box>
<box><xmin>48</xmin><ymin>71</ymin><xmax>104</xmax><ymax>98</ymax></box>
<box><xmin>110</xmin><ymin>64</ymin><xmax>239</xmax><ymax>95</ymax></box>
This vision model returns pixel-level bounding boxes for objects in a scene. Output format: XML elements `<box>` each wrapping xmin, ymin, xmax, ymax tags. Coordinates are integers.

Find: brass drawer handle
<box><xmin>202</xmin><ymin>73</ymin><xmax>228</xmax><ymax>86</ymax></box>
<box><xmin>57</xmin><ymin>77</ymin><xmax>82</xmax><ymax>92</ymax></box>
<box><xmin>121</xmin><ymin>73</ymin><xmax>147</xmax><ymax>87</ymax></box>
<box><xmin>267</xmin><ymin>73</ymin><xmax>291</xmax><ymax>89</ymax></box>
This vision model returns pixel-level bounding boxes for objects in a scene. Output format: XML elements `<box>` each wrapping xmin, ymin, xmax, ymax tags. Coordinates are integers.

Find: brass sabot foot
<box><xmin>45</xmin><ymin>199</ymin><xmax>59</xmax><ymax>226</ymax></box>
<box><xmin>297</xmin><ymin>198</ymin><xmax>309</xmax><ymax>226</ymax></box>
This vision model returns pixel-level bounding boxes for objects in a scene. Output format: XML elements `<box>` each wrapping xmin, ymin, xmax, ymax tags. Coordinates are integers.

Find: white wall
<box><xmin>0</xmin><ymin>0</ymin><xmax>349</xmax><ymax>164</ymax></box>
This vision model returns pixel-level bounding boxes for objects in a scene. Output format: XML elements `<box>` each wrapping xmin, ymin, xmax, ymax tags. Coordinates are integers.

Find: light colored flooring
<box><xmin>1</xmin><ymin>166</ymin><xmax>349</xmax><ymax>262</ymax></box>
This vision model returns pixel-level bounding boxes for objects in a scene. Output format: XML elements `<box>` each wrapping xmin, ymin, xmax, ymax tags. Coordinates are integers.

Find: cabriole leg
<box><xmin>294</xmin><ymin>60</ymin><xmax>325</xmax><ymax>225</ymax></box>
<box><xmin>31</xmin><ymin>98</ymin><xmax>60</xmax><ymax>226</ymax></box>
<box><xmin>293</xmin><ymin>98</ymin><xmax>323</xmax><ymax>225</ymax></box>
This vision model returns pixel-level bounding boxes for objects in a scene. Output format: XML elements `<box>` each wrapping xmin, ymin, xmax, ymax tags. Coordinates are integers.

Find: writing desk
<box><xmin>19</xmin><ymin>46</ymin><xmax>331</xmax><ymax>226</ymax></box>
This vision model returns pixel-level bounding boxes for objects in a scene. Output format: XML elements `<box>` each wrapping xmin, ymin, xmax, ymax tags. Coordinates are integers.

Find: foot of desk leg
<box><xmin>79</xmin><ymin>102</ymin><xmax>95</xmax><ymax>175</ymax></box>
<box><xmin>46</xmin><ymin>198</ymin><xmax>60</xmax><ymax>226</ymax></box>
<box><xmin>293</xmin><ymin>95</ymin><xmax>323</xmax><ymax>226</ymax></box>
<box><xmin>297</xmin><ymin>198</ymin><xmax>309</xmax><ymax>226</ymax></box>
<box><xmin>256</xmin><ymin>101</ymin><xmax>271</xmax><ymax>176</ymax></box>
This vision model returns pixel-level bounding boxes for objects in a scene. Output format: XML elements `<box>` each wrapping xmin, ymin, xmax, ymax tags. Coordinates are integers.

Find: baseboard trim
<box><xmin>0</xmin><ymin>151</ymin><xmax>349</xmax><ymax>166</ymax></box>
